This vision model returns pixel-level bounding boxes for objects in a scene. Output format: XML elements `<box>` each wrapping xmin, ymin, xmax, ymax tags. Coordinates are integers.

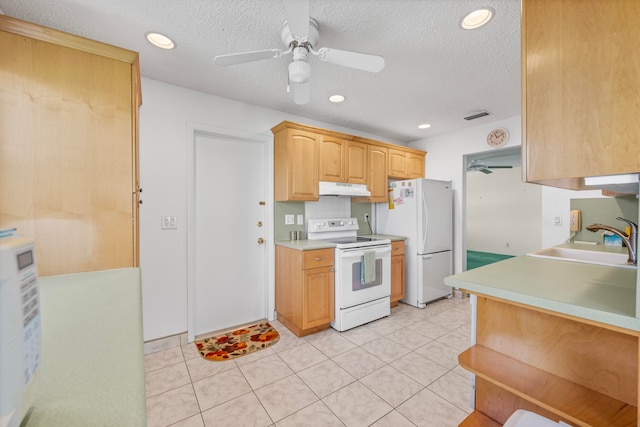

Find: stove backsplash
<box><xmin>305</xmin><ymin>196</ymin><xmax>351</xmax><ymax>221</ymax></box>
<box><xmin>274</xmin><ymin>197</ymin><xmax>373</xmax><ymax>241</ymax></box>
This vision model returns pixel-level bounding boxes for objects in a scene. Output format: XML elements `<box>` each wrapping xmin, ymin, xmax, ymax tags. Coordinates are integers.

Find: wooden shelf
<box><xmin>459</xmin><ymin>345</ymin><xmax>637</xmax><ymax>427</ymax></box>
<box><xmin>459</xmin><ymin>410</ymin><xmax>502</xmax><ymax>427</ymax></box>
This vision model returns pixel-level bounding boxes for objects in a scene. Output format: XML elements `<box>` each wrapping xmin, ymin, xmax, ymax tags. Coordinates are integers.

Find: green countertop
<box><xmin>445</xmin><ymin>248</ymin><xmax>639</xmax><ymax>332</ymax></box>
<box><xmin>25</xmin><ymin>268</ymin><xmax>146</xmax><ymax>427</ymax></box>
<box><xmin>275</xmin><ymin>234</ymin><xmax>406</xmax><ymax>250</ymax></box>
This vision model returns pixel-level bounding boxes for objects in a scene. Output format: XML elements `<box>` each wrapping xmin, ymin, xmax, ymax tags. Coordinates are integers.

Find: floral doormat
<box><xmin>194</xmin><ymin>322</ymin><xmax>279</xmax><ymax>362</ymax></box>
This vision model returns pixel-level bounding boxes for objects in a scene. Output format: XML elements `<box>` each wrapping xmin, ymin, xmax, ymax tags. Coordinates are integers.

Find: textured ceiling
<box><xmin>0</xmin><ymin>0</ymin><xmax>522</xmax><ymax>143</ymax></box>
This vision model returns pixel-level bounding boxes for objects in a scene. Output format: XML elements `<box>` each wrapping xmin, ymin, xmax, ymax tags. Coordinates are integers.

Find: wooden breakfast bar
<box><xmin>445</xmin><ymin>249</ymin><xmax>640</xmax><ymax>427</ymax></box>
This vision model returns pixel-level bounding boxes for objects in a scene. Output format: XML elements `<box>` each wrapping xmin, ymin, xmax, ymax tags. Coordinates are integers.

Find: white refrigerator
<box><xmin>376</xmin><ymin>178</ymin><xmax>453</xmax><ymax>308</ymax></box>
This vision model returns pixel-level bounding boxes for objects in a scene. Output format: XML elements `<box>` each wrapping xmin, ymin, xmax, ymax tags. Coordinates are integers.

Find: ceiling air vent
<box><xmin>464</xmin><ymin>111</ymin><xmax>491</xmax><ymax>121</ymax></box>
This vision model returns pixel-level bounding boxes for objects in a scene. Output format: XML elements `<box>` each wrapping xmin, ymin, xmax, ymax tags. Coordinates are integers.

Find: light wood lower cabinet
<box><xmin>275</xmin><ymin>246</ymin><xmax>335</xmax><ymax>337</ymax></box>
<box><xmin>390</xmin><ymin>240</ymin><xmax>405</xmax><ymax>307</ymax></box>
<box><xmin>458</xmin><ymin>294</ymin><xmax>638</xmax><ymax>427</ymax></box>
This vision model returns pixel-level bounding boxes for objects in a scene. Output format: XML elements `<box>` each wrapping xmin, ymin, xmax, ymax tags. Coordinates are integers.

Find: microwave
<box><xmin>0</xmin><ymin>237</ymin><xmax>40</xmax><ymax>427</ymax></box>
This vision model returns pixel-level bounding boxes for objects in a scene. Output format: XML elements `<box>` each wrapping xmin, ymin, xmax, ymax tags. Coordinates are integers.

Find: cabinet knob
<box><xmin>314</xmin><ymin>257</ymin><xmax>322</xmax><ymax>261</ymax></box>
<box><xmin>138</xmin><ymin>200</ymin><xmax>143</xmax><ymax>204</ymax></box>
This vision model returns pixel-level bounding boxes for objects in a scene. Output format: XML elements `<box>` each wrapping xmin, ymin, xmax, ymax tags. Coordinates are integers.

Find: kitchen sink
<box><xmin>527</xmin><ymin>246</ymin><xmax>636</xmax><ymax>269</ymax></box>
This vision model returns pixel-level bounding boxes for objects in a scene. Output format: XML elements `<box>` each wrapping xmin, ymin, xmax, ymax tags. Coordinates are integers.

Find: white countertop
<box><xmin>445</xmin><ymin>248</ymin><xmax>639</xmax><ymax>332</ymax></box>
<box><xmin>25</xmin><ymin>268</ymin><xmax>146</xmax><ymax>426</ymax></box>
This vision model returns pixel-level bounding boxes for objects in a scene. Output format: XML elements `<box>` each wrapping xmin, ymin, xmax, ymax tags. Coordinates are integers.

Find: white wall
<box><xmin>467</xmin><ymin>166</ymin><xmax>541</xmax><ymax>255</ymax></box>
<box><xmin>409</xmin><ymin>115</ymin><xmax>602</xmax><ymax>273</ymax></box>
<box><xmin>139</xmin><ymin>78</ymin><xmax>405</xmax><ymax>341</ymax></box>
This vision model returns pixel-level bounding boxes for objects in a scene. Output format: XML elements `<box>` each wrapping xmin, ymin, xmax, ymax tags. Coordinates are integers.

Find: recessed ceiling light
<box><xmin>145</xmin><ymin>32</ymin><xmax>176</xmax><ymax>49</ymax></box>
<box><xmin>418</xmin><ymin>124</ymin><xmax>431</xmax><ymax>129</ymax></box>
<box><xmin>461</xmin><ymin>8</ymin><xmax>494</xmax><ymax>30</ymax></box>
<box><xmin>329</xmin><ymin>95</ymin><xmax>345</xmax><ymax>103</ymax></box>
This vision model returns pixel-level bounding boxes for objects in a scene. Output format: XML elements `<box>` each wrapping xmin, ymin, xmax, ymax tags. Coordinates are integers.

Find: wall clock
<box><xmin>487</xmin><ymin>128</ymin><xmax>509</xmax><ymax>148</ymax></box>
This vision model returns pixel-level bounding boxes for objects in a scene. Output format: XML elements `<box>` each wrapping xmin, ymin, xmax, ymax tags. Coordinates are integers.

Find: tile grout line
<box><xmin>145</xmin><ymin>298</ymin><xmax>472</xmax><ymax>426</ymax></box>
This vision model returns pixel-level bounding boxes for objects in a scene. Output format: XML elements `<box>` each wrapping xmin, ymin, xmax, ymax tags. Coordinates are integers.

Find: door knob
<box><xmin>258</xmin><ymin>238</ymin><xmax>265</xmax><ymax>244</ymax></box>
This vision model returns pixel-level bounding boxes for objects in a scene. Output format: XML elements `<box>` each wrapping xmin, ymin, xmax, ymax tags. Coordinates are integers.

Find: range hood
<box><xmin>318</xmin><ymin>181</ymin><xmax>371</xmax><ymax>197</ymax></box>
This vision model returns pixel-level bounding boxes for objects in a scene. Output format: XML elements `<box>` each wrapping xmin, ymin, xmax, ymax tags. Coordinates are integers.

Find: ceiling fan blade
<box><xmin>292</xmin><ymin>81</ymin><xmax>311</xmax><ymax>105</ymax></box>
<box><xmin>283</xmin><ymin>0</ymin><xmax>310</xmax><ymax>40</ymax></box>
<box><xmin>313</xmin><ymin>47</ymin><xmax>385</xmax><ymax>73</ymax></box>
<box><xmin>214</xmin><ymin>49</ymin><xmax>282</xmax><ymax>66</ymax></box>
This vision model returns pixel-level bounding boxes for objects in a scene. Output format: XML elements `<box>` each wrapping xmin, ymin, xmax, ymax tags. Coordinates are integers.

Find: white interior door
<box><xmin>191</xmin><ymin>131</ymin><xmax>267</xmax><ymax>338</ymax></box>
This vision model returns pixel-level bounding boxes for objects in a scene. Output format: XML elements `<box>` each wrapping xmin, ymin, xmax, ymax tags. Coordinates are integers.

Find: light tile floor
<box><xmin>144</xmin><ymin>297</ymin><xmax>473</xmax><ymax>427</ymax></box>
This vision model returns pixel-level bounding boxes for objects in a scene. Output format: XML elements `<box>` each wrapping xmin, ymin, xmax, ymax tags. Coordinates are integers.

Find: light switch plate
<box><xmin>161</xmin><ymin>216</ymin><xmax>177</xmax><ymax>230</ymax></box>
<box><xmin>297</xmin><ymin>214</ymin><xmax>304</xmax><ymax>225</ymax></box>
<box><xmin>285</xmin><ymin>214</ymin><xmax>294</xmax><ymax>225</ymax></box>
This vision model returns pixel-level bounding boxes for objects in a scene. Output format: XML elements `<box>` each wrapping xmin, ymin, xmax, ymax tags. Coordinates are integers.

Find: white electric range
<box><xmin>307</xmin><ymin>218</ymin><xmax>391</xmax><ymax>331</ymax></box>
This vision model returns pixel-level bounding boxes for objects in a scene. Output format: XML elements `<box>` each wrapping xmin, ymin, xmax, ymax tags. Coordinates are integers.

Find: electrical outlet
<box><xmin>284</xmin><ymin>214</ymin><xmax>294</xmax><ymax>225</ymax></box>
<box><xmin>297</xmin><ymin>214</ymin><xmax>304</xmax><ymax>225</ymax></box>
<box><xmin>364</xmin><ymin>213</ymin><xmax>370</xmax><ymax>223</ymax></box>
<box><xmin>570</xmin><ymin>209</ymin><xmax>582</xmax><ymax>231</ymax></box>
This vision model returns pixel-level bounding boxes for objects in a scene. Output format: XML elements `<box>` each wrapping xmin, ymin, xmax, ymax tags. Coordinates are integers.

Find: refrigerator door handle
<box><xmin>421</xmin><ymin>254</ymin><xmax>434</xmax><ymax>259</ymax></box>
<box><xmin>421</xmin><ymin>192</ymin><xmax>428</xmax><ymax>250</ymax></box>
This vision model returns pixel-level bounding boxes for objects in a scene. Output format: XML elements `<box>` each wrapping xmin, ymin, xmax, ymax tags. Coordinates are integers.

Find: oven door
<box><xmin>336</xmin><ymin>245</ymin><xmax>391</xmax><ymax>309</ymax></box>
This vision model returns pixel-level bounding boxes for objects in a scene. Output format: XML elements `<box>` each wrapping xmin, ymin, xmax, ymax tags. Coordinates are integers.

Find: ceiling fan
<box><xmin>467</xmin><ymin>160</ymin><xmax>513</xmax><ymax>174</ymax></box>
<box><xmin>213</xmin><ymin>0</ymin><xmax>385</xmax><ymax>105</ymax></box>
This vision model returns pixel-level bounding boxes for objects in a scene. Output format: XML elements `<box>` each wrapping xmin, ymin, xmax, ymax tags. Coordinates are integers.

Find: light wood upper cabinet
<box><xmin>388</xmin><ymin>148</ymin><xmax>426</xmax><ymax>179</ymax></box>
<box><xmin>272</xmin><ymin>121</ymin><xmax>426</xmax><ymax>201</ymax></box>
<box><xmin>522</xmin><ymin>0</ymin><xmax>640</xmax><ymax>190</ymax></box>
<box><xmin>0</xmin><ymin>15</ymin><xmax>141</xmax><ymax>276</ymax></box>
<box><xmin>319</xmin><ymin>137</ymin><xmax>367</xmax><ymax>184</ymax></box>
<box><xmin>344</xmin><ymin>140</ymin><xmax>367</xmax><ymax>184</ymax></box>
<box><xmin>352</xmin><ymin>143</ymin><xmax>388</xmax><ymax>203</ymax></box>
<box><xmin>273</xmin><ymin>123</ymin><xmax>319</xmax><ymax>201</ymax></box>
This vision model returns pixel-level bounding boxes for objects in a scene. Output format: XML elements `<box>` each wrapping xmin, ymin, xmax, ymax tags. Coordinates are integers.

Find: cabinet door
<box><xmin>390</xmin><ymin>254</ymin><xmax>405</xmax><ymax>305</ymax></box>
<box><xmin>319</xmin><ymin>136</ymin><xmax>344</xmax><ymax>182</ymax></box>
<box><xmin>0</xmin><ymin>25</ymin><xmax>138</xmax><ymax>276</ymax></box>
<box><xmin>406</xmin><ymin>153</ymin><xmax>425</xmax><ymax>179</ymax></box>
<box><xmin>388</xmin><ymin>148</ymin><xmax>407</xmax><ymax>178</ymax></box>
<box><xmin>522</xmin><ymin>0</ymin><xmax>640</xmax><ymax>187</ymax></box>
<box><xmin>303</xmin><ymin>266</ymin><xmax>334</xmax><ymax>329</ymax></box>
<box><xmin>367</xmin><ymin>145</ymin><xmax>388</xmax><ymax>202</ymax></box>
<box><xmin>288</xmin><ymin>130</ymin><xmax>319</xmax><ymax>200</ymax></box>
<box><xmin>345</xmin><ymin>140</ymin><xmax>367</xmax><ymax>184</ymax></box>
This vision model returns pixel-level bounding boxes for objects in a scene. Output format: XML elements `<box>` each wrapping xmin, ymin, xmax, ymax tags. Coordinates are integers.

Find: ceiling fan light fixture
<box><xmin>329</xmin><ymin>95</ymin><xmax>345</xmax><ymax>103</ymax></box>
<box><xmin>145</xmin><ymin>32</ymin><xmax>175</xmax><ymax>49</ymax></box>
<box><xmin>461</xmin><ymin>8</ymin><xmax>494</xmax><ymax>30</ymax></box>
<box><xmin>288</xmin><ymin>60</ymin><xmax>311</xmax><ymax>83</ymax></box>
<box><xmin>418</xmin><ymin>123</ymin><xmax>431</xmax><ymax>129</ymax></box>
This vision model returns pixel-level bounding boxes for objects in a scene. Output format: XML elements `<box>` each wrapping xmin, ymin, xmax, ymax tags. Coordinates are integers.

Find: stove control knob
<box><xmin>339</xmin><ymin>221</ymin><xmax>344</xmax><ymax>226</ymax></box>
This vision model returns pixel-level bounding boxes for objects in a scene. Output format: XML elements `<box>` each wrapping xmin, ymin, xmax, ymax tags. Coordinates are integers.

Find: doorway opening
<box><xmin>462</xmin><ymin>146</ymin><xmax>541</xmax><ymax>271</ymax></box>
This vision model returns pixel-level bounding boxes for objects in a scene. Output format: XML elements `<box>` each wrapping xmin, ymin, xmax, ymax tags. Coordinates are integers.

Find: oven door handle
<box><xmin>339</xmin><ymin>247</ymin><xmax>391</xmax><ymax>258</ymax></box>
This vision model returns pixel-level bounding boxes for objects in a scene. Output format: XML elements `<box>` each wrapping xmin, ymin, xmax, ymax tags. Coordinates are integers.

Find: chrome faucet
<box><xmin>586</xmin><ymin>217</ymin><xmax>638</xmax><ymax>265</ymax></box>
